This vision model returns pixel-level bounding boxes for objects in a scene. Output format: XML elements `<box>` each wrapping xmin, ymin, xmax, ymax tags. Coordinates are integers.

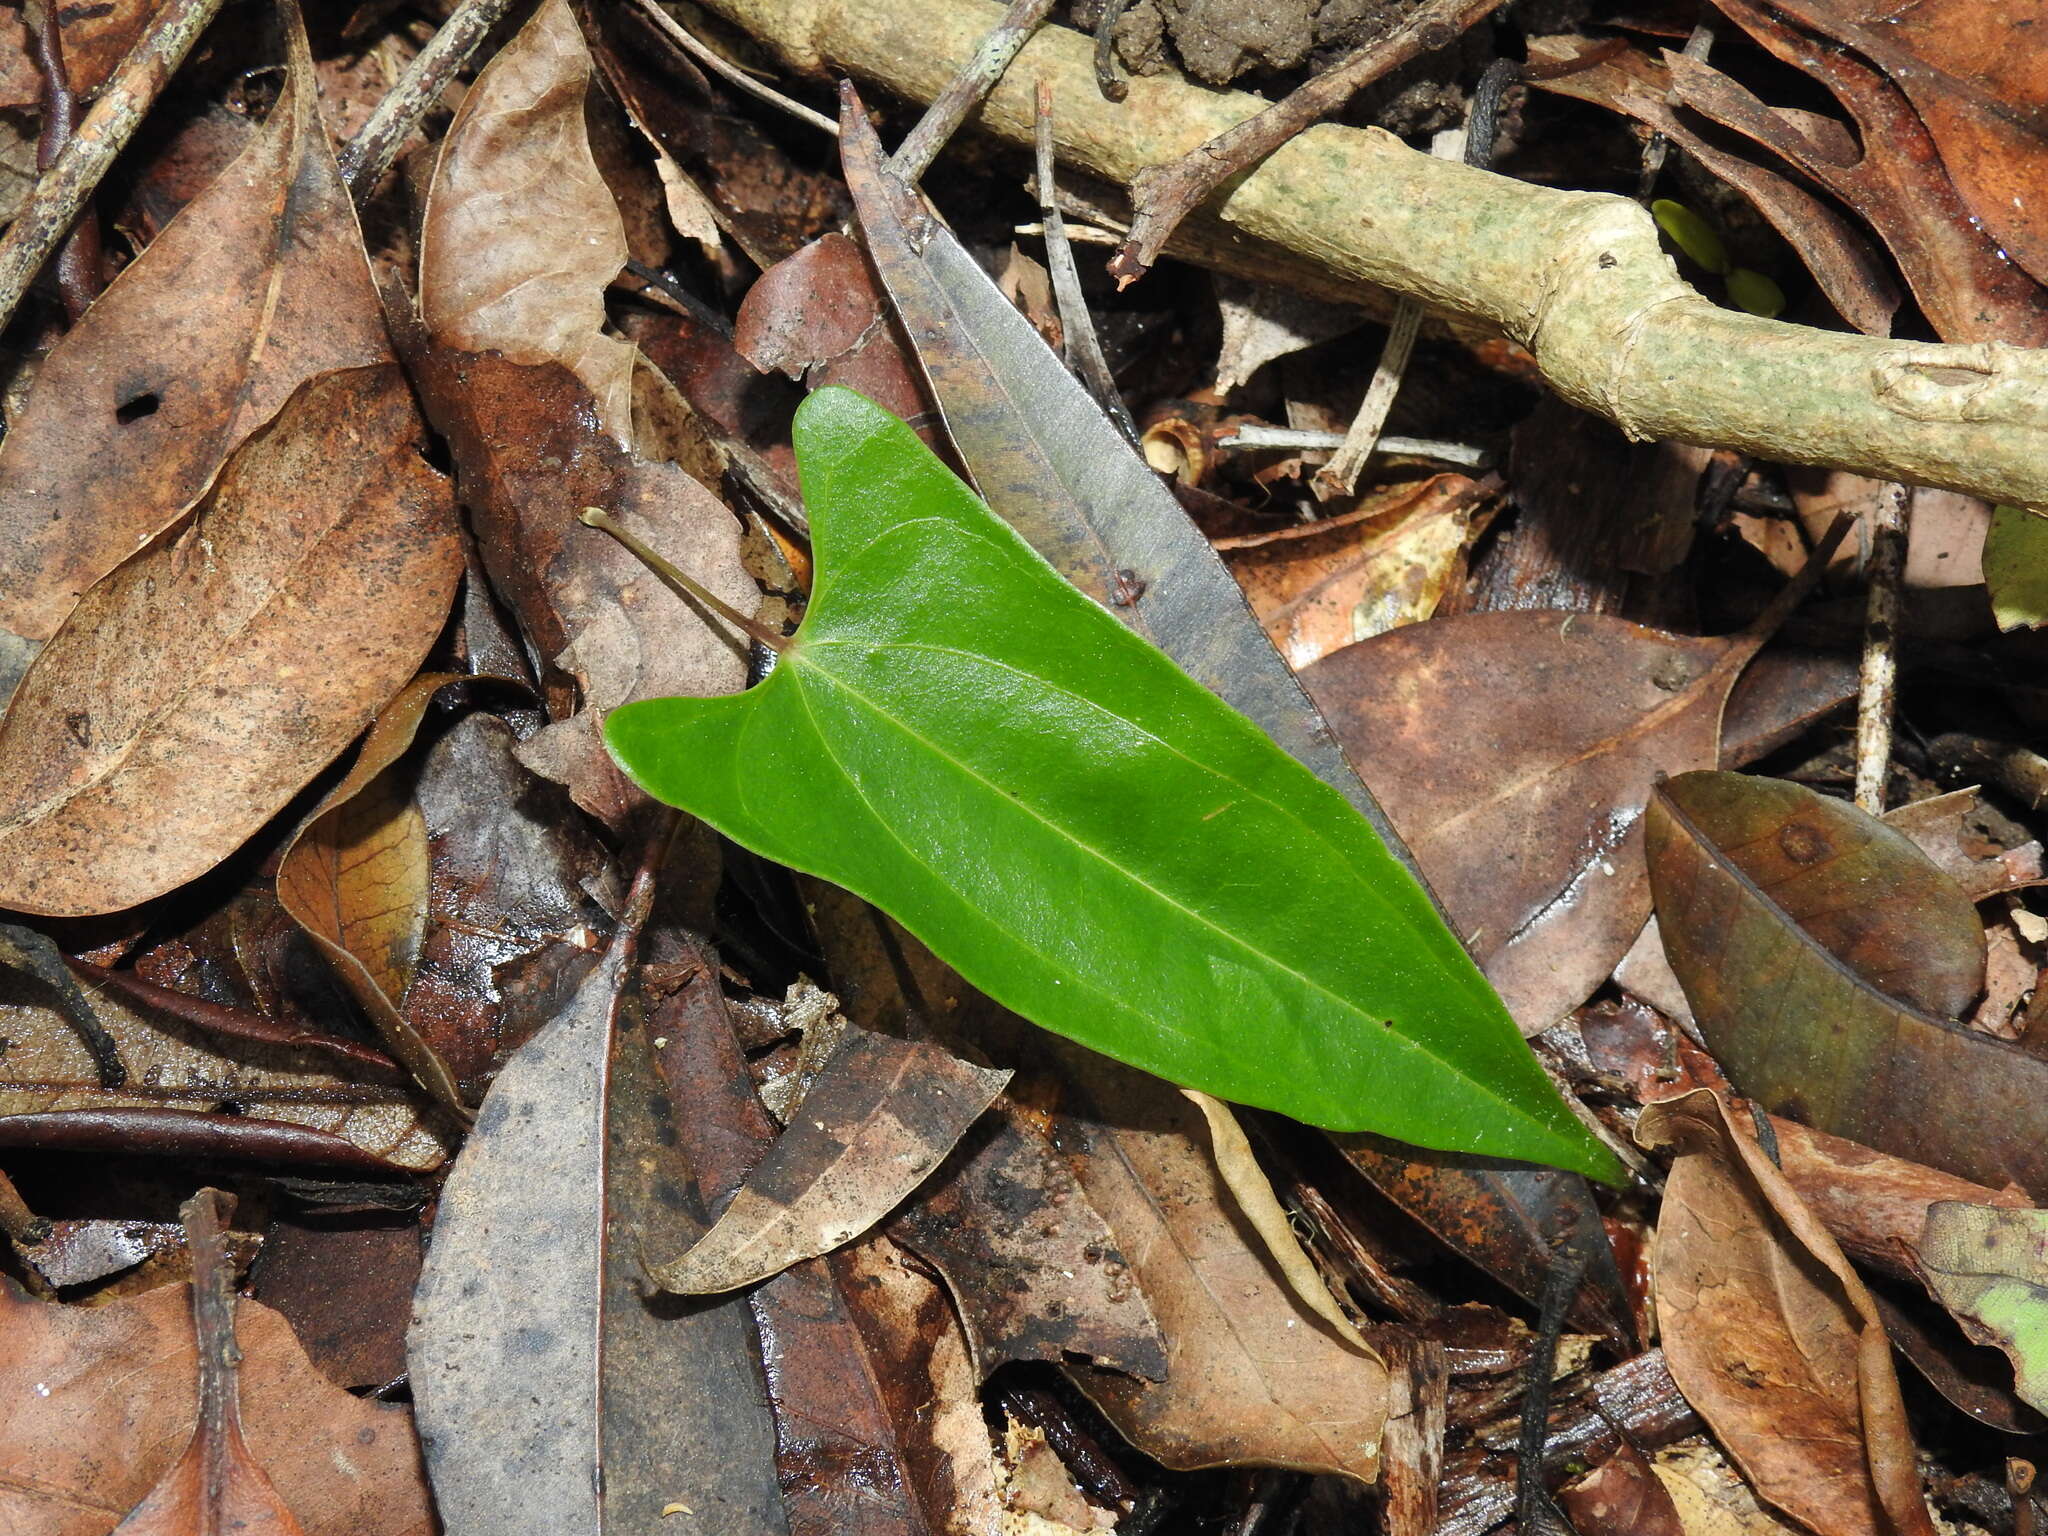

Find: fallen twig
<box><xmin>1853</xmin><ymin>482</ymin><xmax>1911</xmax><ymax>813</ymax></box>
<box><xmin>700</xmin><ymin>0</ymin><xmax>2048</xmax><ymax>507</ymax></box>
<box><xmin>0</xmin><ymin>0</ymin><xmax>227</xmax><ymax>335</ymax></box>
<box><xmin>339</xmin><ymin>0</ymin><xmax>521</xmax><ymax>193</ymax></box>
<box><xmin>1107</xmin><ymin>0</ymin><xmax>1504</xmax><ymax>285</ymax></box>
<box><xmin>1034</xmin><ymin>80</ymin><xmax>1139</xmax><ymax>444</ymax></box>
<box><xmin>1091</xmin><ymin>0</ymin><xmax>1133</xmax><ymax>102</ymax></box>
<box><xmin>891</xmin><ymin>0</ymin><xmax>1057</xmax><ymax>182</ymax></box>
<box><xmin>626</xmin><ymin>0</ymin><xmax>837</xmax><ymax>138</ymax></box>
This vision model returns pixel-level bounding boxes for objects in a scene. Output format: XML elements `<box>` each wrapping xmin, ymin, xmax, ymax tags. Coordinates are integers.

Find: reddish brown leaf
<box><xmin>1302</xmin><ymin>610</ymin><xmax>1776</xmax><ymax>1034</ymax></box>
<box><xmin>247</xmin><ymin>1211</ymin><xmax>422</xmax><ymax>1392</ymax></box>
<box><xmin>1646</xmin><ymin>771</ymin><xmax>2048</xmax><ymax>1195</ymax></box>
<box><xmin>1559</xmin><ymin>1443</ymin><xmax>1688</xmax><ymax>1536</ymax></box>
<box><xmin>0</xmin><ymin>0</ymin><xmax>391</xmax><ymax>662</ymax></box>
<box><xmin>0</xmin><ymin>365</ymin><xmax>460</xmax><ymax>917</ymax></box>
<box><xmin>113</xmin><ymin>1191</ymin><xmax>306</xmax><ymax>1535</ymax></box>
<box><xmin>0</xmin><ymin>1270</ymin><xmax>432</xmax><ymax>1536</ymax></box>
<box><xmin>1637</xmin><ymin>1089</ymin><xmax>1936</xmax><ymax>1536</ymax></box>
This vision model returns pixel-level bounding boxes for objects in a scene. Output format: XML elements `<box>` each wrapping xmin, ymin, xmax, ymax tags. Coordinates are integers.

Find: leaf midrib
<box><xmin>789</xmin><ymin>648</ymin><xmax>1562</xmax><ymax>1144</ymax></box>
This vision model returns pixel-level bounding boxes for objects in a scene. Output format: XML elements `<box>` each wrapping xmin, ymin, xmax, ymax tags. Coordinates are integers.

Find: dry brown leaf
<box><xmin>1222</xmin><ymin>474</ymin><xmax>1490</xmax><ymax>668</ymax></box>
<box><xmin>418</xmin><ymin>0</ymin><xmax>635</xmax><ymax>443</ymax></box>
<box><xmin>0</xmin><ymin>1274</ymin><xmax>432</xmax><ymax>1536</ymax></box>
<box><xmin>112</xmin><ymin>1192</ymin><xmax>306</xmax><ymax>1535</ymax></box>
<box><xmin>1049</xmin><ymin>1047</ymin><xmax>1389</xmax><ymax>1481</ymax></box>
<box><xmin>0</xmin><ymin>946</ymin><xmax>451</xmax><ymax>1170</ymax></box>
<box><xmin>1636</xmin><ymin>1090</ymin><xmax>1936</xmax><ymax>1536</ymax></box>
<box><xmin>0</xmin><ymin>0</ymin><xmax>390</xmax><ymax>665</ymax></box>
<box><xmin>0</xmin><ymin>365</ymin><xmax>460</xmax><ymax>917</ymax></box>
<box><xmin>406</xmin><ymin>349</ymin><xmax>754</xmax><ymax>829</ymax></box>
<box><xmin>277</xmin><ymin>675</ymin><xmax>466</xmax><ymax>1114</ymax></box>
<box><xmin>1304</xmin><ymin>610</ymin><xmax>1774</xmax><ymax>1034</ymax></box>
<box><xmin>646</xmin><ymin>1026</ymin><xmax>1011</xmax><ymax>1294</ymax></box>
<box><xmin>1183</xmin><ymin>1089</ymin><xmax>1383</xmax><ymax>1363</ymax></box>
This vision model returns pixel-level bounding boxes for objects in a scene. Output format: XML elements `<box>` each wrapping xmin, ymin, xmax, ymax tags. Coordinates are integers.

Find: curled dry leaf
<box><xmin>1222</xmin><ymin>474</ymin><xmax>1492</xmax><ymax>669</ymax></box>
<box><xmin>1637</xmin><ymin>1089</ymin><xmax>1936</xmax><ymax>1536</ymax></box>
<box><xmin>1918</xmin><ymin>1203</ymin><xmax>2048</xmax><ymax>1416</ymax></box>
<box><xmin>1184</xmin><ymin>1089</ymin><xmax>1383</xmax><ymax>1362</ymax></box>
<box><xmin>113</xmin><ymin>1191</ymin><xmax>305</xmax><ymax>1536</ymax></box>
<box><xmin>277</xmin><ymin>674</ymin><xmax>468</xmax><ymax>1114</ymax></box>
<box><xmin>0</xmin><ymin>1273</ymin><xmax>432</xmax><ymax>1536</ymax></box>
<box><xmin>1047</xmin><ymin>1044</ymin><xmax>1391</xmax><ymax>1482</ymax></box>
<box><xmin>1302</xmin><ymin>610</ymin><xmax>1782</xmax><ymax>1035</ymax></box>
<box><xmin>0</xmin><ymin>946</ymin><xmax>452</xmax><ymax>1170</ymax></box>
<box><xmin>1647</xmin><ymin>771</ymin><xmax>2048</xmax><ymax>1195</ymax></box>
<box><xmin>418</xmin><ymin>0</ymin><xmax>635</xmax><ymax>443</ymax></box>
<box><xmin>646</xmin><ymin>1025</ymin><xmax>1011</xmax><ymax>1294</ymax></box>
<box><xmin>0</xmin><ymin>365</ymin><xmax>461</xmax><ymax>917</ymax></box>
<box><xmin>0</xmin><ymin>0</ymin><xmax>390</xmax><ymax>667</ymax></box>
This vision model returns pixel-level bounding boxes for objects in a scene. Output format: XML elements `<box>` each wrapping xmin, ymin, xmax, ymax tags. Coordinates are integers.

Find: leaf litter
<box><xmin>1</xmin><ymin>1</ymin><xmax>2045</xmax><ymax>1532</ymax></box>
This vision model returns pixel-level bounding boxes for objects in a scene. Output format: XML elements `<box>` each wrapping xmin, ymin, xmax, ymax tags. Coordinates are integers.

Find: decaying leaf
<box><xmin>1303</xmin><ymin>610</ymin><xmax>1788</xmax><ymax>1035</ymax></box>
<box><xmin>1647</xmin><ymin>771</ymin><xmax>2048</xmax><ymax>1195</ymax></box>
<box><xmin>1637</xmin><ymin>1089</ymin><xmax>1936</xmax><ymax>1536</ymax></box>
<box><xmin>1919</xmin><ymin>1203</ymin><xmax>2048</xmax><ymax>1416</ymax></box>
<box><xmin>1986</xmin><ymin>505</ymin><xmax>2048</xmax><ymax>633</ymax></box>
<box><xmin>646</xmin><ymin>1025</ymin><xmax>1011</xmax><ymax>1294</ymax></box>
<box><xmin>408</xmin><ymin>901</ymin><xmax>634</xmax><ymax>1531</ymax></box>
<box><xmin>610</xmin><ymin>389</ymin><xmax>1616</xmax><ymax>1177</ymax></box>
<box><xmin>0</xmin><ymin>1272</ymin><xmax>432</xmax><ymax>1536</ymax></box>
<box><xmin>113</xmin><ymin>1191</ymin><xmax>305</xmax><ymax>1535</ymax></box>
<box><xmin>1220</xmin><ymin>474</ymin><xmax>1492</xmax><ymax>668</ymax></box>
<box><xmin>418</xmin><ymin>0</ymin><xmax>634</xmax><ymax>443</ymax></box>
<box><xmin>1047</xmin><ymin>1044</ymin><xmax>1391</xmax><ymax>1482</ymax></box>
<box><xmin>0</xmin><ymin>365</ymin><xmax>460</xmax><ymax>917</ymax></box>
<box><xmin>887</xmin><ymin>1098</ymin><xmax>1170</xmax><ymax>1382</ymax></box>
<box><xmin>0</xmin><ymin>0</ymin><xmax>391</xmax><ymax>671</ymax></box>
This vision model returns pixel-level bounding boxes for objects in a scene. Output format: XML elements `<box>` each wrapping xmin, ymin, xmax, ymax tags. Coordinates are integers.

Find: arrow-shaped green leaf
<box><xmin>605</xmin><ymin>388</ymin><xmax>1622</xmax><ymax>1182</ymax></box>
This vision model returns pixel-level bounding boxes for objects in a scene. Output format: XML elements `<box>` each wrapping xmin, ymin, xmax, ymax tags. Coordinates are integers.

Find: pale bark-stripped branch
<box><xmin>696</xmin><ymin>0</ymin><xmax>2048</xmax><ymax>510</ymax></box>
<box><xmin>0</xmin><ymin>0</ymin><xmax>226</xmax><ymax>335</ymax></box>
<box><xmin>1853</xmin><ymin>482</ymin><xmax>1910</xmax><ymax>813</ymax></box>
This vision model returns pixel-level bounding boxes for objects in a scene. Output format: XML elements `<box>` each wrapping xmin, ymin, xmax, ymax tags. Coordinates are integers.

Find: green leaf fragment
<box><xmin>1986</xmin><ymin>504</ymin><xmax>2048</xmax><ymax>632</ymax></box>
<box><xmin>1652</xmin><ymin>199</ymin><xmax>1731</xmax><ymax>275</ymax></box>
<box><xmin>1920</xmin><ymin>1202</ymin><xmax>2048</xmax><ymax>1415</ymax></box>
<box><xmin>605</xmin><ymin>388</ymin><xmax>1623</xmax><ymax>1183</ymax></box>
<box><xmin>1725</xmin><ymin>267</ymin><xmax>1785</xmax><ymax>319</ymax></box>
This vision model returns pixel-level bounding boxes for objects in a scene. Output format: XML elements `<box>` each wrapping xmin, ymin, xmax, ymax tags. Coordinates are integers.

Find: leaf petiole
<box><xmin>580</xmin><ymin>507</ymin><xmax>786</xmax><ymax>654</ymax></box>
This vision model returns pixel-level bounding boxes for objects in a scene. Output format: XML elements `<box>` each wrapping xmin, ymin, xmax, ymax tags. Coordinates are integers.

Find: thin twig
<box><xmin>1311</xmin><ymin>59</ymin><xmax>1518</xmax><ymax>498</ymax></box>
<box><xmin>0</xmin><ymin>0</ymin><xmax>227</xmax><ymax>336</ymax></box>
<box><xmin>1108</xmin><ymin>0</ymin><xmax>1505</xmax><ymax>284</ymax></box>
<box><xmin>1635</xmin><ymin>22</ymin><xmax>1714</xmax><ymax>199</ymax></box>
<box><xmin>0</xmin><ymin>1166</ymin><xmax>51</xmax><ymax>1247</ymax></box>
<box><xmin>339</xmin><ymin>0</ymin><xmax>520</xmax><ymax>194</ymax></box>
<box><xmin>890</xmin><ymin>0</ymin><xmax>1057</xmax><ymax>183</ymax></box>
<box><xmin>1034</xmin><ymin>81</ymin><xmax>1139</xmax><ymax>445</ymax></box>
<box><xmin>581</xmin><ymin>508</ymin><xmax>787</xmax><ymax>652</ymax></box>
<box><xmin>1092</xmin><ymin>0</ymin><xmax>1134</xmax><ymax>102</ymax></box>
<box><xmin>1219</xmin><ymin>424</ymin><xmax>1490</xmax><ymax>466</ymax></box>
<box><xmin>1853</xmin><ymin>482</ymin><xmax>1912</xmax><ymax>813</ymax></box>
<box><xmin>23</xmin><ymin>0</ymin><xmax>102</xmax><ymax>320</ymax></box>
<box><xmin>628</xmin><ymin>0</ymin><xmax>838</xmax><ymax>137</ymax></box>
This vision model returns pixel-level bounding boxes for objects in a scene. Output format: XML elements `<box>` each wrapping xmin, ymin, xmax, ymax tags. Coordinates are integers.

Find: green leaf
<box><xmin>605</xmin><ymin>388</ymin><xmax>1622</xmax><ymax>1182</ymax></box>
<box><xmin>1986</xmin><ymin>504</ymin><xmax>2048</xmax><ymax>631</ymax></box>
<box><xmin>1651</xmin><ymin>199</ymin><xmax>1731</xmax><ymax>275</ymax></box>
<box><xmin>1725</xmin><ymin>267</ymin><xmax>1786</xmax><ymax>319</ymax></box>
